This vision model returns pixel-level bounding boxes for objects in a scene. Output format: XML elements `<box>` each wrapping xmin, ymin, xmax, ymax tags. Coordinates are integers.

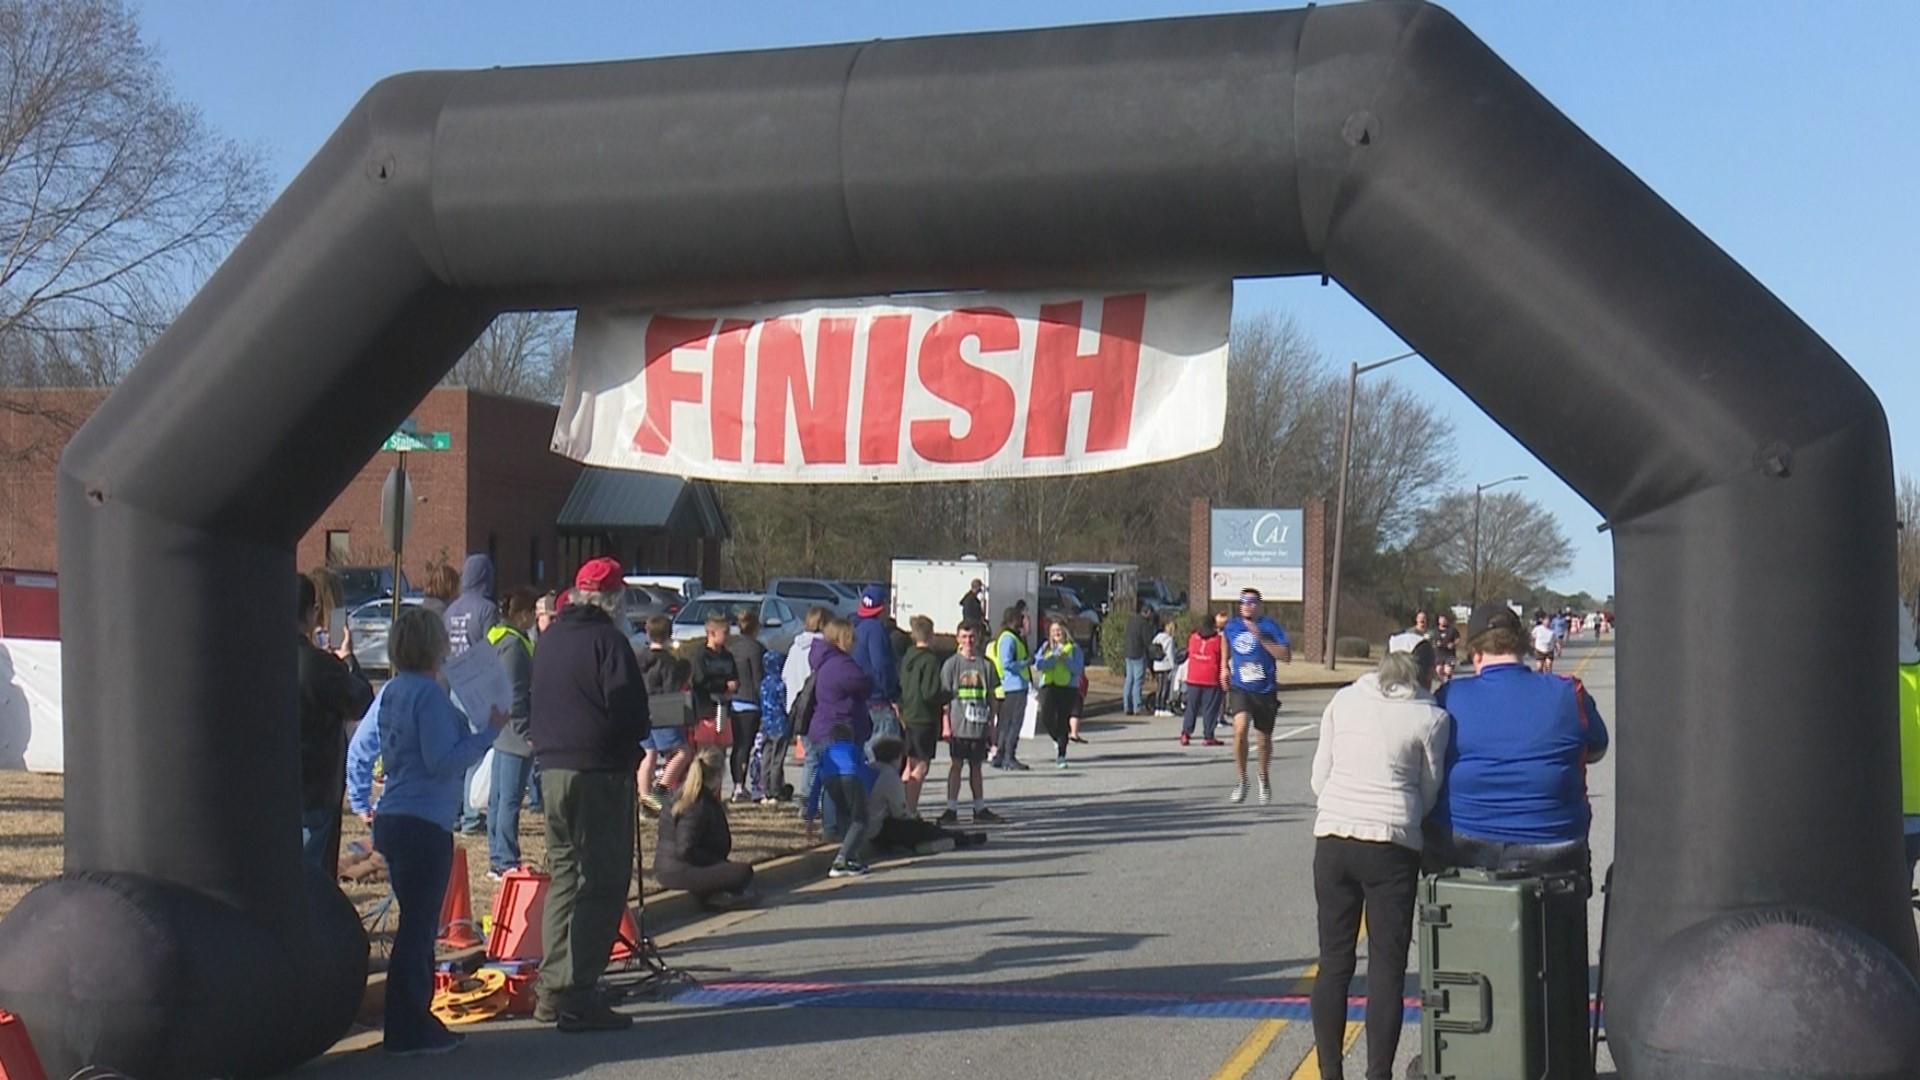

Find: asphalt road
<box><xmin>324</xmin><ymin>637</ymin><xmax>1618</xmax><ymax>1080</ymax></box>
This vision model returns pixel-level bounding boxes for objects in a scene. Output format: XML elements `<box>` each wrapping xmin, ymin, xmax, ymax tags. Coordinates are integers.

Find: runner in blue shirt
<box><xmin>1223</xmin><ymin>587</ymin><xmax>1291</xmax><ymax>806</ymax></box>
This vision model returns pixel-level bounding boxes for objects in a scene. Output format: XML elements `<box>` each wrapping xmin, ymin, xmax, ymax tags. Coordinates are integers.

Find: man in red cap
<box><xmin>528</xmin><ymin>556</ymin><xmax>650</xmax><ymax>1032</ymax></box>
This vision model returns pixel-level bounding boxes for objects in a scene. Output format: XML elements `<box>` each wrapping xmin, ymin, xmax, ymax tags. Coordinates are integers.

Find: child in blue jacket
<box><xmin>755</xmin><ymin>656</ymin><xmax>792</xmax><ymax>804</ymax></box>
<box><xmin>803</xmin><ymin>722</ymin><xmax>875</xmax><ymax>878</ymax></box>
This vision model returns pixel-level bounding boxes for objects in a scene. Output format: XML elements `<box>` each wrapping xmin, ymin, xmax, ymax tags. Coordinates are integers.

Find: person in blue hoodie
<box><xmin>371</xmin><ymin>606</ymin><xmax>505</xmax><ymax>1057</ymax></box>
<box><xmin>852</xmin><ymin>585</ymin><xmax>902</xmax><ymax>748</ymax></box>
<box><xmin>443</xmin><ymin>554</ymin><xmax>500</xmax><ymax>835</ymax></box>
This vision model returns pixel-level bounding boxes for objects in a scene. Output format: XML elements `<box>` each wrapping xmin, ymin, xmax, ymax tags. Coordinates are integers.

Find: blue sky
<box><xmin>135</xmin><ymin>1</ymin><xmax>1919</xmax><ymax>599</ymax></box>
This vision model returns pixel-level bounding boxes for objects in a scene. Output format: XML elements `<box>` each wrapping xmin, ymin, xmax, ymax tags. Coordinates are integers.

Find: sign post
<box><xmin>380</xmin><ymin>422</ymin><xmax>453</xmax><ymax>625</ymax></box>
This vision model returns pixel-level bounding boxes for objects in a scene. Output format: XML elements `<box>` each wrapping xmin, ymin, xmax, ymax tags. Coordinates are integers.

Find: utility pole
<box><xmin>1325</xmin><ymin>350</ymin><xmax>1418</xmax><ymax>669</ymax></box>
<box><xmin>1469</xmin><ymin>474</ymin><xmax>1528</xmax><ymax>607</ymax></box>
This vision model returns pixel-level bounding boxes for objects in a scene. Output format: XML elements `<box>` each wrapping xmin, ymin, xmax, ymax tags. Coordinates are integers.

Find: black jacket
<box><xmin>297</xmin><ymin>634</ymin><xmax>373</xmax><ymax>813</ymax></box>
<box><xmin>723</xmin><ymin>634</ymin><xmax>767</xmax><ymax>713</ymax></box>
<box><xmin>1125</xmin><ymin>613</ymin><xmax>1158</xmax><ymax>661</ymax></box>
<box><xmin>657</xmin><ymin>791</ymin><xmax>732</xmax><ymax>874</ymax></box>
<box><xmin>529</xmin><ymin>604</ymin><xmax>649</xmax><ymax>772</ymax></box>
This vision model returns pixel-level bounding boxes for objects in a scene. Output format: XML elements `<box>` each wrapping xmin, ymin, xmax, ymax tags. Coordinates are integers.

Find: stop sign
<box><xmin>380</xmin><ymin>466</ymin><xmax>416</xmax><ymax>554</ymax></box>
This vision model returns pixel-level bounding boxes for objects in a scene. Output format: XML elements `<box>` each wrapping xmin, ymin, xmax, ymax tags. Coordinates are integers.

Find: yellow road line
<box><xmin>1287</xmin><ymin>1022</ymin><xmax>1364</xmax><ymax>1080</ymax></box>
<box><xmin>1212</xmin><ymin>1019</ymin><xmax>1286</xmax><ymax>1080</ymax></box>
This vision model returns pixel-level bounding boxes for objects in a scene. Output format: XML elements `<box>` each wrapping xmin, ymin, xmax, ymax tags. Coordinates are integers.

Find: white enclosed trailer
<box><xmin>891</xmin><ymin>557</ymin><xmax>1039</xmax><ymax>639</ymax></box>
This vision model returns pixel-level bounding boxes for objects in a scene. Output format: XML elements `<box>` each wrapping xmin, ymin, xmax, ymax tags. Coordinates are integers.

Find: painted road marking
<box><xmin>1289</xmin><ymin>1022</ymin><xmax>1364</xmax><ymax>1080</ymax></box>
<box><xmin>1212</xmin><ymin>1019</ymin><xmax>1284</xmax><ymax>1080</ymax></box>
<box><xmin>673</xmin><ymin>979</ymin><xmax>1419</xmax><ymax>1022</ymax></box>
<box><xmin>1275</xmin><ymin>722</ymin><xmax>1317</xmax><ymax>741</ymax></box>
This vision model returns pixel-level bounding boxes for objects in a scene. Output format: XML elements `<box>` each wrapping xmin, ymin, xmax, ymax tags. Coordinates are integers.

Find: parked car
<box><xmin>623</xmin><ymin>583</ymin><xmax>686</xmax><ymax>631</ymax></box>
<box><xmin>334</xmin><ymin>566</ymin><xmax>413</xmax><ymax>609</ymax></box>
<box><xmin>625</xmin><ymin>573</ymin><xmax>703</xmax><ymax>601</ymax></box>
<box><xmin>347</xmin><ymin>594</ymin><xmax>423</xmax><ymax>675</ymax></box>
<box><xmin>665</xmin><ymin>592</ymin><xmax>801</xmax><ymax>655</ymax></box>
<box><xmin>1041</xmin><ymin>583</ymin><xmax>1100</xmax><ymax>637</ymax></box>
<box><xmin>1136</xmin><ymin>577</ymin><xmax>1187</xmax><ymax>613</ymax></box>
<box><xmin>767</xmin><ymin>576</ymin><xmax>860</xmax><ymax>619</ymax></box>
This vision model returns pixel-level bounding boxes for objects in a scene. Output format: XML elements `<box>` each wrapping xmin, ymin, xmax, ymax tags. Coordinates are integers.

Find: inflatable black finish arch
<box><xmin>2</xmin><ymin>4</ymin><xmax>1916</xmax><ymax>1077</ymax></box>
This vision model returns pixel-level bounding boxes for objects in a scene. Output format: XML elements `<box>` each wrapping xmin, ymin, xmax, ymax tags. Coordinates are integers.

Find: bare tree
<box><xmin>442</xmin><ymin>310</ymin><xmax>573</xmax><ymax>403</ymax></box>
<box><xmin>0</xmin><ymin>0</ymin><xmax>267</xmax><ymax>381</ymax></box>
<box><xmin>1898</xmin><ymin>473</ymin><xmax>1920</xmax><ymax>612</ymax></box>
<box><xmin>1411</xmin><ymin>489</ymin><xmax>1572</xmax><ymax>604</ymax></box>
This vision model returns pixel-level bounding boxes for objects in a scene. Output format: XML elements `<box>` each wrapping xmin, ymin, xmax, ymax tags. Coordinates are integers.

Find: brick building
<box><xmin>0</xmin><ymin>387</ymin><xmax>726</xmax><ymax>594</ymax></box>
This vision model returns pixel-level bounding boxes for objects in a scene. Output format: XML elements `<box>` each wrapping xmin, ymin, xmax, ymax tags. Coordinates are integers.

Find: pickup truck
<box><xmin>1136</xmin><ymin>577</ymin><xmax>1187</xmax><ymax>613</ymax></box>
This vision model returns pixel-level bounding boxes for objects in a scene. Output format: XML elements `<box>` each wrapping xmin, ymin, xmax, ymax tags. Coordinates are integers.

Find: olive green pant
<box><xmin>537</xmin><ymin>767</ymin><xmax>637</xmax><ymax>1009</ymax></box>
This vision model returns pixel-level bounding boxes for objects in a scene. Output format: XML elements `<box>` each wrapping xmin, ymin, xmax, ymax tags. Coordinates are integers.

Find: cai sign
<box><xmin>1210</xmin><ymin>508</ymin><xmax>1304</xmax><ymax>602</ymax></box>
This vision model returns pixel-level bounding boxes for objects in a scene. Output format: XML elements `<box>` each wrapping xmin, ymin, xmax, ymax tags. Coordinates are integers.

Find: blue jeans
<box><xmin>867</xmin><ymin>705</ymin><xmax>901</xmax><ymax>754</ymax></box>
<box><xmin>1181</xmin><ymin>685</ymin><xmax>1222</xmax><ymax>739</ymax></box>
<box><xmin>300</xmin><ymin>807</ymin><xmax>339</xmax><ymax>872</ymax></box>
<box><xmin>488</xmin><ymin>750</ymin><xmax>536</xmax><ymax>873</ymax></box>
<box><xmin>1124</xmin><ymin>658</ymin><xmax>1147</xmax><ymax>713</ymax></box>
<box><xmin>374</xmin><ymin>812</ymin><xmax>455</xmax><ymax>1051</ymax></box>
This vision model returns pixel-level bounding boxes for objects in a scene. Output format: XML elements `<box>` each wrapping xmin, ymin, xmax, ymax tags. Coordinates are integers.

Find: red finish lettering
<box><xmin>754</xmin><ymin>316</ymin><xmax>853</xmax><ymax>465</ymax></box>
<box><xmin>858</xmin><ymin>315</ymin><xmax>912</xmax><ymax>465</ymax></box>
<box><xmin>1024</xmin><ymin>293</ymin><xmax>1146</xmax><ymax>457</ymax></box>
<box><xmin>708</xmin><ymin>319</ymin><xmax>753</xmax><ymax>462</ymax></box>
<box><xmin>635</xmin><ymin>316</ymin><xmax>715</xmax><ymax>455</ymax></box>
<box><xmin>910</xmin><ymin>308</ymin><xmax>1019</xmax><ymax>464</ymax></box>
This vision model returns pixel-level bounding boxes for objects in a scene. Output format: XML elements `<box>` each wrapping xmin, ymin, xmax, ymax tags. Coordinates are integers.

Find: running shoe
<box><xmin>973</xmin><ymin>807</ymin><xmax>1005</xmax><ymax>824</ymax></box>
<box><xmin>1179</xmin><ymin>733</ymin><xmax>1190</xmax><ymax>746</ymax></box>
<box><xmin>937</xmin><ymin>809</ymin><xmax>959</xmax><ymax>826</ymax></box>
<box><xmin>1258</xmin><ymin>778</ymin><xmax>1273</xmax><ymax>806</ymax></box>
<box><xmin>1056</xmin><ymin>757</ymin><xmax>1068</xmax><ymax>770</ymax></box>
<box><xmin>1008</xmin><ymin>759</ymin><xmax>1032</xmax><ymax>771</ymax></box>
<box><xmin>829</xmin><ymin>860</ymin><xmax>870</xmax><ymax>878</ymax></box>
<box><xmin>1203</xmin><ymin>738</ymin><xmax>1225</xmax><ymax>747</ymax></box>
<box><xmin>1229</xmin><ymin>780</ymin><xmax>1247</xmax><ymax>804</ymax></box>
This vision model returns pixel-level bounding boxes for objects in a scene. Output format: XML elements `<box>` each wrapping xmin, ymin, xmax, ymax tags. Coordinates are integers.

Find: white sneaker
<box><xmin>1258</xmin><ymin>778</ymin><xmax>1273</xmax><ymax>807</ymax></box>
<box><xmin>1153</xmin><ymin>709</ymin><xmax>1174</xmax><ymax>717</ymax></box>
<box><xmin>1229</xmin><ymin>780</ymin><xmax>1247</xmax><ymax>804</ymax></box>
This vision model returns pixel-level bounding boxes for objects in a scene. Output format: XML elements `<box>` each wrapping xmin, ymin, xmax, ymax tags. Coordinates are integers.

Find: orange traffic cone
<box><xmin>437</xmin><ymin>845</ymin><xmax>485</xmax><ymax>950</ymax></box>
<box><xmin>607</xmin><ymin>904</ymin><xmax>644</xmax><ymax>961</ymax></box>
<box><xmin>0</xmin><ymin>1009</ymin><xmax>49</xmax><ymax>1080</ymax></box>
<box><xmin>486</xmin><ymin>868</ymin><xmax>550</xmax><ymax>961</ymax></box>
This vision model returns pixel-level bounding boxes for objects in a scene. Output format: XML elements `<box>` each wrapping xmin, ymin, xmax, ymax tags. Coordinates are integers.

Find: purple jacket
<box><xmin>807</xmin><ymin>636</ymin><xmax>873</xmax><ymax>743</ymax></box>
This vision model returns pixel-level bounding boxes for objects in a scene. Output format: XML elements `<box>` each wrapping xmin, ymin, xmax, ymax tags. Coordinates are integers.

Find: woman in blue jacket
<box><xmin>373</xmin><ymin>606</ymin><xmax>504</xmax><ymax>1056</ymax></box>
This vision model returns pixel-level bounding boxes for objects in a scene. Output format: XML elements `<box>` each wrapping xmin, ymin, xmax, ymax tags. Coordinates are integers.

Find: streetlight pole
<box><xmin>1469</xmin><ymin>474</ymin><xmax>1528</xmax><ymax>607</ymax></box>
<box><xmin>1325</xmin><ymin>349</ymin><xmax>1419</xmax><ymax>669</ymax></box>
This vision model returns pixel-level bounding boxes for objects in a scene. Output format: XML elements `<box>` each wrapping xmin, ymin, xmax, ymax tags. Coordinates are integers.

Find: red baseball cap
<box><xmin>574</xmin><ymin>556</ymin><xmax>624</xmax><ymax>594</ymax></box>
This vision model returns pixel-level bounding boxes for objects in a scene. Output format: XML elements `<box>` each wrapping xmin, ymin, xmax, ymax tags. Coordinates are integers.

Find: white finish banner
<box><xmin>553</xmin><ymin>284</ymin><xmax>1230</xmax><ymax>482</ymax></box>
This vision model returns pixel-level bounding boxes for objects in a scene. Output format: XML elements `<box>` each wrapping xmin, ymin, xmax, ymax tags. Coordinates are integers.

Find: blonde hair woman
<box><xmin>655</xmin><ymin>747</ymin><xmax>755</xmax><ymax>908</ymax></box>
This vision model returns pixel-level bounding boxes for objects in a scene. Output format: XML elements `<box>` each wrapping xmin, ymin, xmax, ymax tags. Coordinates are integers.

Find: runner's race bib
<box><xmin>955</xmin><ymin>699</ymin><xmax>992</xmax><ymax>740</ymax></box>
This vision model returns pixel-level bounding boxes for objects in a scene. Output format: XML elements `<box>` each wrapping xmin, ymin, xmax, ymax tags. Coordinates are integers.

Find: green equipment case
<box><xmin>1416</xmin><ymin>868</ymin><xmax>1592</xmax><ymax>1080</ymax></box>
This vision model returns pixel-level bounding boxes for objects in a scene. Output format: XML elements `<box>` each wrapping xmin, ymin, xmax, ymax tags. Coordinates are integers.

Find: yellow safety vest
<box><xmin>1037</xmin><ymin>642</ymin><xmax>1078</xmax><ymax>688</ymax></box>
<box><xmin>1899</xmin><ymin>664</ymin><xmax>1920</xmax><ymax>816</ymax></box>
<box><xmin>488</xmin><ymin>623</ymin><xmax>534</xmax><ymax>658</ymax></box>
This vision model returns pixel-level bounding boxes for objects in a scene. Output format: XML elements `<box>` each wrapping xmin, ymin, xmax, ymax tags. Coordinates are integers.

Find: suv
<box><xmin>334</xmin><ymin>566</ymin><xmax>413</xmax><ymax>608</ymax></box>
<box><xmin>767</xmin><ymin>577</ymin><xmax>860</xmax><ymax>618</ymax></box>
<box><xmin>666</xmin><ymin>592</ymin><xmax>801</xmax><ymax>655</ymax></box>
<box><xmin>1136</xmin><ymin>578</ymin><xmax>1187</xmax><ymax>613</ymax></box>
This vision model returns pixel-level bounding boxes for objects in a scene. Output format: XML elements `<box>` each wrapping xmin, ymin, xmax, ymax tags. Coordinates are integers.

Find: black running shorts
<box><xmin>904</xmin><ymin>723</ymin><xmax>941</xmax><ymax>763</ymax></box>
<box><xmin>1228</xmin><ymin>689</ymin><xmax>1279</xmax><ymax>733</ymax></box>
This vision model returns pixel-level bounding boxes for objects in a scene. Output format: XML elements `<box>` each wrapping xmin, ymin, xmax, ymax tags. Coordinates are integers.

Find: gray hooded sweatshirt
<box><xmin>443</xmin><ymin>554</ymin><xmax>499</xmax><ymax>656</ymax></box>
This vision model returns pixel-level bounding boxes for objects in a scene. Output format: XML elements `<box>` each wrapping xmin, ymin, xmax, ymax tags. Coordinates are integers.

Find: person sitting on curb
<box><xmin>866</xmin><ymin>737</ymin><xmax>988</xmax><ymax>854</ymax></box>
<box><xmin>803</xmin><ymin>722</ymin><xmax>875</xmax><ymax>878</ymax></box>
<box><xmin>655</xmin><ymin>747</ymin><xmax>756</xmax><ymax>910</ymax></box>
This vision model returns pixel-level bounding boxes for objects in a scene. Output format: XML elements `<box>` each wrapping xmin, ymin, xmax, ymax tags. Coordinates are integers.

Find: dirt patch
<box><xmin>0</xmin><ymin>769</ymin><xmax>813</xmax><ymax>929</ymax></box>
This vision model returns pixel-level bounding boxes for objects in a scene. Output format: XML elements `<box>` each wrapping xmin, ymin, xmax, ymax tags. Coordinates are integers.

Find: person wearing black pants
<box><xmin>1307</xmin><ymin>641</ymin><xmax>1450</xmax><ymax>1080</ymax></box>
<box><xmin>1032</xmin><ymin>618</ymin><xmax>1085</xmax><ymax>768</ymax></box>
<box><xmin>724</xmin><ymin>612</ymin><xmax>768</xmax><ymax>801</ymax></box>
<box><xmin>1311</xmin><ymin>837</ymin><xmax>1421</xmax><ymax>1079</ymax></box>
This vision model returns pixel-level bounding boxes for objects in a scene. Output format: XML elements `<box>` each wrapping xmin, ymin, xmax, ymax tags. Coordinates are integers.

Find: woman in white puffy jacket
<box><xmin>1307</xmin><ymin>639</ymin><xmax>1450</xmax><ymax>1080</ymax></box>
